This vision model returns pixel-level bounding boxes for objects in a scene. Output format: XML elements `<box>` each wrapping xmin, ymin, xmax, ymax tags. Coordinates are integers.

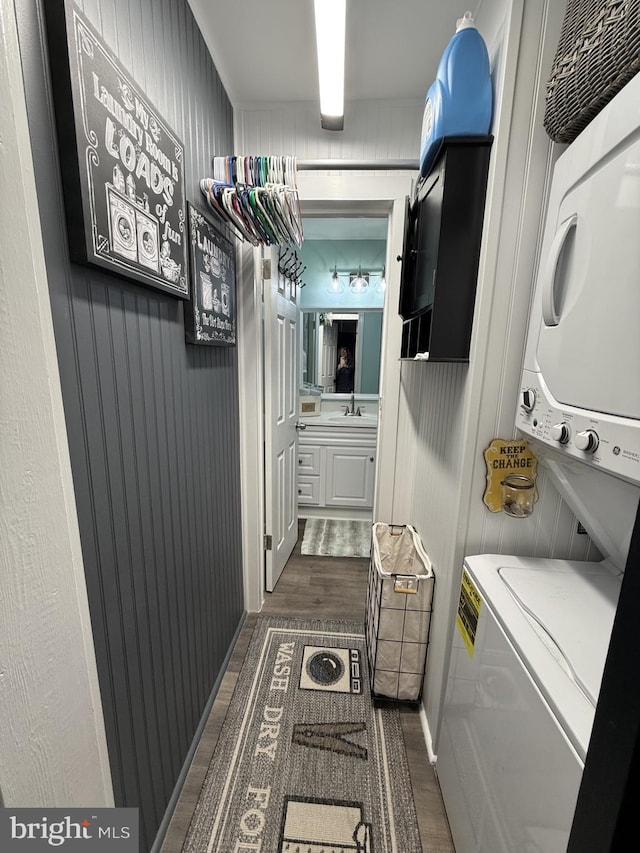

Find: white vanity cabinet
<box><xmin>297</xmin><ymin>422</ymin><xmax>377</xmax><ymax>513</ymax></box>
<box><xmin>325</xmin><ymin>446</ymin><xmax>376</xmax><ymax>507</ymax></box>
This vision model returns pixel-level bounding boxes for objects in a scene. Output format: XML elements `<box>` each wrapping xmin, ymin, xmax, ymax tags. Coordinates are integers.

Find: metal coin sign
<box><xmin>483</xmin><ymin>438</ymin><xmax>538</xmax><ymax>512</ymax></box>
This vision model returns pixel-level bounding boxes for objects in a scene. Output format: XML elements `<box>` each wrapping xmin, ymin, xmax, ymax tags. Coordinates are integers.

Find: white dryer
<box><xmin>438</xmin><ymin>70</ymin><xmax>640</xmax><ymax>853</ymax></box>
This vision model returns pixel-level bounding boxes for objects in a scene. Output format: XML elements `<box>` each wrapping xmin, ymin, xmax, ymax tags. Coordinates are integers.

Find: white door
<box><xmin>263</xmin><ymin>247</ymin><xmax>299</xmax><ymax>591</ymax></box>
<box><xmin>319</xmin><ymin>322</ymin><xmax>337</xmax><ymax>392</ymax></box>
<box><xmin>535</xmin><ymin>131</ymin><xmax>640</xmax><ymax>420</ymax></box>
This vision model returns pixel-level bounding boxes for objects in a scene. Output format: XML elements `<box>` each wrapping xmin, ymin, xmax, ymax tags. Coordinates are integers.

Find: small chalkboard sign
<box><xmin>44</xmin><ymin>0</ymin><xmax>188</xmax><ymax>298</ymax></box>
<box><xmin>185</xmin><ymin>203</ymin><xmax>236</xmax><ymax>346</ymax></box>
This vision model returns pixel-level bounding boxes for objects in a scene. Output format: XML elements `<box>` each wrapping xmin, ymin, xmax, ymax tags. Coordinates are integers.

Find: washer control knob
<box><xmin>550</xmin><ymin>422</ymin><xmax>571</xmax><ymax>444</ymax></box>
<box><xmin>575</xmin><ymin>429</ymin><xmax>599</xmax><ymax>453</ymax></box>
<box><xmin>521</xmin><ymin>388</ymin><xmax>537</xmax><ymax>412</ymax></box>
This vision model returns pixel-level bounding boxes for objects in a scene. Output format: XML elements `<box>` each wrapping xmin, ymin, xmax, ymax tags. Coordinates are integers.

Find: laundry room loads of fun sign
<box><xmin>44</xmin><ymin>0</ymin><xmax>188</xmax><ymax>298</ymax></box>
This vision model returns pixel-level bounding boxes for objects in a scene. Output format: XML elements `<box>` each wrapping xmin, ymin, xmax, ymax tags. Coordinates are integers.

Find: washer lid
<box><xmin>498</xmin><ymin>566</ymin><xmax>620</xmax><ymax>705</ymax></box>
<box><xmin>463</xmin><ymin>554</ymin><xmax>623</xmax><ymax>760</ymax></box>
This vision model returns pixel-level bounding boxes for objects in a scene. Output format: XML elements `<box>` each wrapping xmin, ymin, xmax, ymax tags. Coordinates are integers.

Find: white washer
<box><xmin>437</xmin><ymin>554</ymin><xmax>621</xmax><ymax>853</ymax></box>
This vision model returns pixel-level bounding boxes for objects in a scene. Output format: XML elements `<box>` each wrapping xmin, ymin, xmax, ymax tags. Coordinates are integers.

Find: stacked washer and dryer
<box><xmin>437</xmin><ymin>71</ymin><xmax>640</xmax><ymax>853</ymax></box>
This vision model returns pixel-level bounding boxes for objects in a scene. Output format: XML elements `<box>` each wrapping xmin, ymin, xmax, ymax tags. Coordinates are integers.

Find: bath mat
<box><xmin>182</xmin><ymin>616</ymin><xmax>422</xmax><ymax>852</ymax></box>
<box><xmin>301</xmin><ymin>518</ymin><xmax>372</xmax><ymax>557</ymax></box>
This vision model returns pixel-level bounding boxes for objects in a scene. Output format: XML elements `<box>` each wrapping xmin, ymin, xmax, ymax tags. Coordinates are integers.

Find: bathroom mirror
<box><xmin>302</xmin><ymin>310</ymin><xmax>382</xmax><ymax>394</ymax></box>
<box><xmin>298</xmin><ymin>214</ymin><xmax>387</xmax><ymax>396</ymax></box>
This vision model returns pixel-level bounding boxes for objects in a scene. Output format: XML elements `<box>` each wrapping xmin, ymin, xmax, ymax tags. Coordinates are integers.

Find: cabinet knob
<box><xmin>299</xmin><ymin>458</ymin><xmax>303</xmax><ymax>465</ymax></box>
<box><xmin>298</xmin><ymin>488</ymin><xmax>302</xmax><ymax>494</ymax></box>
<box><xmin>370</xmin><ymin>456</ymin><xmax>374</xmax><ymax>462</ymax></box>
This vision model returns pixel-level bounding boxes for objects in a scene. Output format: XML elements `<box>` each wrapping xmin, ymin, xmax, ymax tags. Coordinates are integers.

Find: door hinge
<box><xmin>262</xmin><ymin>258</ymin><xmax>272</xmax><ymax>280</ymax></box>
<box><xmin>264</xmin><ymin>534</ymin><xmax>272</xmax><ymax>551</ymax></box>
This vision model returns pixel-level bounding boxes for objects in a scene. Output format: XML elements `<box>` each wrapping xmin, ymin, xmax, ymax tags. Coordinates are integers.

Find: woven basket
<box><xmin>544</xmin><ymin>0</ymin><xmax>640</xmax><ymax>143</ymax></box>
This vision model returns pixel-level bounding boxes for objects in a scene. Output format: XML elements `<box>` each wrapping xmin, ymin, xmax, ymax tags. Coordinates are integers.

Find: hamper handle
<box><xmin>393</xmin><ymin>575</ymin><xmax>419</xmax><ymax>594</ymax></box>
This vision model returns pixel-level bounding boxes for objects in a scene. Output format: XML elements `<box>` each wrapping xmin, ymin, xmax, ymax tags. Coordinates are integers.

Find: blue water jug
<box><xmin>419</xmin><ymin>12</ymin><xmax>492</xmax><ymax>177</ymax></box>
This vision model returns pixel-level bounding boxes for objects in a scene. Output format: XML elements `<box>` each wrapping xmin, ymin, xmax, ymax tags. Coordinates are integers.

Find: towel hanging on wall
<box><xmin>200</xmin><ymin>155</ymin><xmax>303</xmax><ymax>248</ymax></box>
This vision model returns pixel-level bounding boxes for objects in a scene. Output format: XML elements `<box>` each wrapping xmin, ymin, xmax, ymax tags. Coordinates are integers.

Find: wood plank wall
<box><xmin>14</xmin><ymin>1</ymin><xmax>242</xmax><ymax>848</ymax></box>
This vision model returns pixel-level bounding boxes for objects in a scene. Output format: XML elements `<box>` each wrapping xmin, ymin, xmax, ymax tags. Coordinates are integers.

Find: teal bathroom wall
<box><xmin>299</xmin><ymin>240</ymin><xmax>387</xmax><ymax>310</ymax></box>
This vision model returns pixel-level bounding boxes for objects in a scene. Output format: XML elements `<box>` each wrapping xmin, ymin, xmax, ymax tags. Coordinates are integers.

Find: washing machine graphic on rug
<box><xmin>279</xmin><ymin>796</ymin><xmax>371</xmax><ymax>853</ymax></box>
<box><xmin>299</xmin><ymin>646</ymin><xmax>362</xmax><ymax>695</ymax></box>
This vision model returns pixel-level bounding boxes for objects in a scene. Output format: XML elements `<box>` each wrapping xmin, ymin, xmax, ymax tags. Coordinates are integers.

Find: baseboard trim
<box><xmin>150</xmin><ymin>611</ymin><xmax>247</xmax><ymax>853</ymax></box>
<box><xmin>419</xmin><ymin>703</ymin><xmax>438</xmax><ymax>765</ymax></box>
<box><xmin>299</xmin><ymin>507</ymin><xmax>374</xmax><ymax>521</ymax></box>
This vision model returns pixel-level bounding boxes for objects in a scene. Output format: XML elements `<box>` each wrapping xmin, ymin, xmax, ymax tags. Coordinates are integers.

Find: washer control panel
<box><xmin>517</xmin><ymin>371</ymin><xmax>640</xmax><ymax>485</ymax></box>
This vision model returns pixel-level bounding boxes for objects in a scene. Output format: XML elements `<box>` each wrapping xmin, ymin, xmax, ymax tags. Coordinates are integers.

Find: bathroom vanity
<box><xmin>297</xmin><ymin>412</ymin><xmax>378</xmax><ymax>518</ymax></box>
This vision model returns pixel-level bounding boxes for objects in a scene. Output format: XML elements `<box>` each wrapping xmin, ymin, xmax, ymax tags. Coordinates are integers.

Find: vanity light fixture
<box><xmin>349</xmin><ymin>266</ymin><xmax>369</xmax><ymax>293</ymax></box>
<box><xmin>327</xmin><ymin>266</ymin><xmax>387</xmax><ymax>294</ymax></box>
<box><xmin>314</xmin><ymin>0</ymin><xmax>346</xmax><ymax>131</ymax></box>
<box><xmin>328</xmin><ymin>265</ymin><xmax>345</xmax><ymax>293</ymax></box>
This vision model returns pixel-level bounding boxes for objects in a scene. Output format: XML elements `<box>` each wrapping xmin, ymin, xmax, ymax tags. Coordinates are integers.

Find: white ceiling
<box><xmin>187</xmin><ymin>0</ymin><xmax>464</xmax><ymax>242</ymax></box>
<box><xmin>187</xmin><ymin>0</ymin><xmax>463</xmax><ymax>105</ymax></box>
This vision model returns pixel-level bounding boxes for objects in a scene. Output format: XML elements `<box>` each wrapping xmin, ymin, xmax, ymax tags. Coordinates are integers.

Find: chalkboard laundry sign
<box><xmin>185</xmin><ymin>204</ymin><xmax>236</xmax><ymax>346</ymax></box>
<box><xmin>44</xmin><ymin>0</ymin><xmax>188</xmax><ymax>298</ymax></box>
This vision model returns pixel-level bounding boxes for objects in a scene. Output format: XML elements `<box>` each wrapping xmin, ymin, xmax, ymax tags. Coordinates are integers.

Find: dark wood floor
<box><xmin>160</xmin><ymin>524</ymin><xmax>455</xmax><ymax>852</ymax></box>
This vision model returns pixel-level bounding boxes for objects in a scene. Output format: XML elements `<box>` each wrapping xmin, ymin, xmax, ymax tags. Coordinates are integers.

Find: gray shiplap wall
<box><xmin>15</xmin><ymin>0</ymin><xmax>242</xmax><ymax>849</ymax></box>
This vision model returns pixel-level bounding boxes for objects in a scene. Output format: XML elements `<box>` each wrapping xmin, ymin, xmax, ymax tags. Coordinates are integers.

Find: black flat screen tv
<box><xmin>398</xmin><ymin>171</ymin><xmax>444</xmax><ymax>321</ymax></box>
<box><xmin>397</xmin><ymin>136</ymin><xmax>493</xmax><ymax>361</ymax></box>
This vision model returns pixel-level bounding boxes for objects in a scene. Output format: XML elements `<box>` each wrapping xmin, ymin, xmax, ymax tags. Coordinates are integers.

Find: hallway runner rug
<box><xmin>183</xmin><ymin>616</ymin><xmax>422</xmax><ymax>852</ymax></box>
<box><xmin>301</xmin><ymin>518</ymin><xmax>372</xmax><ymax>558</ymax></box>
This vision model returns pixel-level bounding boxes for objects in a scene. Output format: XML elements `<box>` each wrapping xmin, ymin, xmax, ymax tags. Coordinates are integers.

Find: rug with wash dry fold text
<box><xmin>183</xmin><ymin>616</ymin><xmax>422</xmax><ymax>852</ymax></box>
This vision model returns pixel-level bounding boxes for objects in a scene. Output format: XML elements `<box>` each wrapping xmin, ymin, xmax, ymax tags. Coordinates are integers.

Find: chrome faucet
<box><xmin>343</xmin><ymin>393</ymin><xmax>361</xmax><ymax>416</ymax></box>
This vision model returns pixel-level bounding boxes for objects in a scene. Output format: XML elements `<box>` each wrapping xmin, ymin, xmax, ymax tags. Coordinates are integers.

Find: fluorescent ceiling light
<box><xmin>314</xmin><ymin>0</ymin><xmax>346</xmax><ymax>131</ymax></box>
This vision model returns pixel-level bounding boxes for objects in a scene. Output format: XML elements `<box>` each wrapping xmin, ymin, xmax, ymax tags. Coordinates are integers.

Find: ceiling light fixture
<box><xmin>313</xmin><ymin>0</ymin><xmax>346</xmax><ymax>131</ymax></box>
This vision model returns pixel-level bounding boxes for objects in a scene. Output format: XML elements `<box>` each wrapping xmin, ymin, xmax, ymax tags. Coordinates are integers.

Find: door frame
<box><xmin>263</xmin><ymin>245</ymin><xmax>300</xmax><ymax>591</ymax></box>
<box><xmin>238</xmin><ymin>172</ymin><xmax>412</xmax><ymax>612</ymax></box>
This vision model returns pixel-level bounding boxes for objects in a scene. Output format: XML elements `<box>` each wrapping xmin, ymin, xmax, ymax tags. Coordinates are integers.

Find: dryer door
<box><xmin>535</xmin><ymin>135</ymin><xmax>640</xmax><ymax>421</ymax></box>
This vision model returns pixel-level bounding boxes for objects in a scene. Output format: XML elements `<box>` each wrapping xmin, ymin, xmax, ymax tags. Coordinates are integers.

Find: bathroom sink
<box><xmin>325</xmin><ymin>413</ymin><xmax>378</xmax><ymax>426</ymax></box>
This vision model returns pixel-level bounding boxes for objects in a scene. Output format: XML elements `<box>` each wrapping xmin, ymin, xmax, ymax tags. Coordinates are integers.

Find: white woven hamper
<box><xmin>365</xmin><ymin>523</ymin><xmax>434</xmax><ymax>702</ymax></box>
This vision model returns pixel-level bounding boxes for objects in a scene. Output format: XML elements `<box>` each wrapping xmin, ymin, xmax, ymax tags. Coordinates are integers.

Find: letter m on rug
<box><xmin>292</xmin><ymin>722</ymin><xmax>367</xmax><ymax>760</ymax></box>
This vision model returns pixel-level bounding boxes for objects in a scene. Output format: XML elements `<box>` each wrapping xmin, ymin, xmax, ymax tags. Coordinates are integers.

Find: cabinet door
<box><xmin>325</xmin><ymin>447</ymin><xmax>376</xmax><ymax>508</ymax></box>
<box><xmin>297</xmin><ymin>476</ymin><xmax>321</xmax><ymax>505</ymax></box>
<box><xmin>298</xmin><ymin>445</ymin><xmax>321</xmax><ymax>476</ymax></box>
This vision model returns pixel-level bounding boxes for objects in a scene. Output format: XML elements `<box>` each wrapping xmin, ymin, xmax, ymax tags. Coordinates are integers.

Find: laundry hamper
<box><xmin>365</xmin><ymin>523</ymin><xmax>434</xmax><ymax>702</ymax></box>
<box><xmin>544</xmin><ymin>0</ymin><xmax>640</xmax><ymax>143</ymax></box>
